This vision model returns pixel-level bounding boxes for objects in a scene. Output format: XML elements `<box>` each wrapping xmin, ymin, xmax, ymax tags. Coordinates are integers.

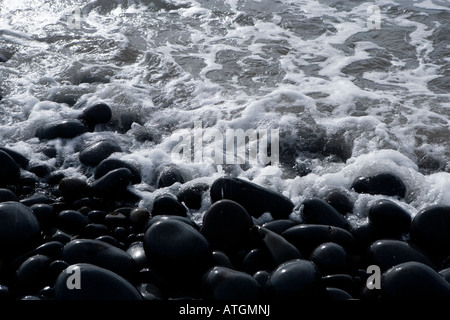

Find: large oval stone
<box><xmin>200</xmin><ymin>200</ymin><xmax>253</xmax><ymax>254</ymax></box>
<box><xmin>0</xmin><ymin>150</ymin><xmax>20</xmax><ymax>186</ymax></box>
<box><xmin>368</xmin><ymin>199</ymin><xmax>411</xmax><ymax>238</ymax></box>
<box><xmin>301</xmin><ymin>198</ymin><xmax>349</xmax><ymax>229</ymax></box>
<box><xmin>0</xmin><ymin>201</ymin><xmax>40</xmax><ymax>258</ymax></box>
<box><xmin>351</xmin><ymin>173</ymin><xmax>406</xmax><ymax>198</ymax></box>
<box><xmin>210</xmin><ymin>176</ymin><xmax>294</xmax><ymax>219</ymax></box>
<box><xmin>61</xmin><ymin>239</ymin><xmax>138</xmax><ymax>281</ymax></box>
<box><xmin>90</xmin><ymin>168</ymin><xmax>132</xmax><ymax>199</ymax></box>
<box><xmin>54</xmin><ymin>263</ymin><xmax>143</xmax><ymax>300</ymax></box>
<box><xmin>94</xmin><ymin>158</ymin><xmax>141</xmax><ymax>184</ymax></box>
<box><xmin>36</xmin><ymin>119</ymin><xmax>89</xmax><ymax>140</ymax></box>
<box><xmin>79</xmin><ymin>140</ymin><xmax>122</xmax><ymax>167</ymax></box>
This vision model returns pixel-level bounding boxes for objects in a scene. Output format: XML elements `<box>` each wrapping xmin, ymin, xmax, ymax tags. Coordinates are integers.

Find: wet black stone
<box><xmin>0</xmin><ymin>147</ymin><xmax>29</xmax><ymax>169</ymax></box>
<box><xmin>28</xmin><ymin>163</ymin><xmax>52</xmax><ymax>178</ymax></box>
<box><xmin>0</xmin><ymin>53</ymin><xmax>7</xmax><ymax>63</ymax></box>
<box><xmin>31</xmin><ymin>241</ymin><xmax>64</xmax><ymax>260</ymax></box>
<box><xmin>176</xmin><ymin>183</ymin><xmax>209</xmax><ymax>210</ymax></box>
<box><xmin>0</xmin><ymin>188</ymin><xmax>19</xmax><ymax>202</ymax></box>
<box><xmin>48</xmin><ymin>172</ymin><xmax>65</xmax><ymax>185</ymax></box>
<box><xmin>367</xmin><ymin>239</ymin><xmax>435</xmax><ymax>272</ymax></box>
<box><xmin>79</xmin><ymin>103</ymin><xmax>112</xmax><ymax>126</ymax></box>
<box><xmin>264</xmin><ymin>259</ymin><xmax>325</xmax><ymax>299</ymax></box>
<box><xmin>0</xmin><ymin>202</ymin><xmax>41</xmax><ymax>258</ymax></box>
<box><xmin>200</xmin><ymin>200</ymin><xmax>253</xmax><ymax>254</ymax></box>
<box><xmin>210</xmin><ymin>176</ymin><xmax>294</xmax><ymax>220</ymax></box>
<box><xmin>410</xmin><ymin>205</ymin><xmax>450</xmax><ymax>258</ymax></box>
<box><xmin>211</xmin><ymin>251</ymin><xmax>234</xmax><ymax>269</ymax></box>
<box><xmin>0</xmin><ymin>150</ymin><xmax>20</xmax><ymax>186</ymax></box>
<box><xmin>310</xmin><ymin>242</ymin><xmax>352</xmax><ymax>276</ymax></box>
<box><xmin>61</xmin><ymin>239</ymin><xmax>138</xmax><ymax>281</ymax></box>
<box><xmin>94</xmin><ymin>158</ymin><xmax>141</xmax><ymax>184</ymax></box>
<box><xmin>251</xmin><ymin>226</ymin><xmax>303</xmax><ymax>267</ymax></box>
<box><xmin>253</xmin><ymin>270</ymin><xmax>271</xmax><ymax>287</ymax></box>
<box><xmin>143</xmin><ymin>219</ymin><xmax>210</xmax><ymax>274</ymax></box>
<box><xmin>145</xmin><ymin>215</ymin><xmax>199</xmax><ymax>231</ymax></box>
<box><xmin>301</xmin><ymin>197</ymin><xmax>349</xmax><ymax>229</ymax></box>
<box><xmin>324</xmin><ymin>189</ymin><xmax>354</xmax><ymax>216</ymax></box>
<box><xmin>326</xmin><ymin>287</ymin><xmax>353</xmax><ymax>300</ymax></box>
<box><xmin>129</xmin><ymin>207</ymin><xmax>150</xmax><ymax>226</ymax></box>
<box><xmin>151</xmin><ymin>194</ymin><xmax>187</xmax><ymax>217</ymax></box>
<box><xmin>126</xmin><ymin>241</ymin><xmax>148</xmax><ymax>270</ymax></box>
<box><xmin>0</xmin><ymin>285</ymin><xmax>10</xmax><ymax>299</ymax></box>
<box><xmin>321</xmin><ymin>274</ymin><xmax>358</xmax><ymax>297</ymax></box>
<box><xmin>83</xmin><ymin>223</ymin><xmax>109</xmax><ymax>239</ymax></box>
<box><xmin>41</xmin><ymin>146</ymin><xmax>57</xmax><ymax>159</ymax></box>
<box><xmin>261</xmin><ymin>219</ymin><xmax>298</xmax><ymax>235</ymax></box>
<box><xmin>136</xmin><ymin>283</ymin><xmax>162</xmax><ymax>301</ymax></box>
<box><xmin>54</xmin><ymin>263</ymin><xmax>143</xmax><ymax>300</ymax></box>
<box><xmin>15</xmin><ymin>254</ymin><xmax>52</xmax><ymax>295</ymax></box>
<box><xmin>282</xmin><ymin>224</ymin><xmax>355</xmax><ymax>258</ymax></box>
<box><xmin>79</xmin><ymin>140</ymin><xmax>123</xmax><ymax>167</ymax></box>
<box><xmin>96</xmin><ymin>235</ymin><xmax>120</xmax><ymax>247</ymax></box>
<box><xmin>379</xmin><ymin>261</ymin><xmax>450</xmax><ymax>300</ymax></box>
<box><xmin>243</xmin><ymin>248</ymin><xmax>276</xmax><ymax>274</ymax></box>
<box><xmin>58</xmin><ymin>177</ymin><xmax>88</xmax><ymax>202</ymax></box>
<box><xmin>49</xmin><ymin>229</ymin><xmax>72</xmax><ymax>244</ymax></box>
<box><xmin>439</xmin><ymin>268</ymin><xmax>450</xmax><ymax>283</ymax></box>
<box><xmin>368</xmin><ymin>199</ymin><xmax>411</xmax><ymax>238</ymax></box>
<box><xmin>202</xmin><ymin>266</ymin><xmax>260</xmax><ymax>300</ymax></box>
<box><xmin>20</xmin><ymin>193</ymin><xmax>52</xmax><ymax>207</ymax></box>
<box><xmin>155</xmin><ymin>164</ymin><xmax>185</xmax><ymax>188</ymax></box>
<box><xmin>87</xmin><ymin>210</ymin><xmax>107</xmax><ymax>224</ymax></box>
<box><xmin>30</xmin><ymin>204</ymin><xmax>56</xmax><ymax>230</ymax></box>
<box><xmin>58</xmin><ymin>210</ymin><xmax>89</xmax><ymax>234</ymax></box>
<box><xmin>36</xmin><ymin>119</ymin><xmax>89</xmax><ymax>140</ymax></box>
<box><xmin>351</xmin><ymin>173</ymin><xmax>407</xmax><ymax>198</ymax></box>
<box><xmin>90</xmin><ymin>168</ymin><xmax>132</xmax><ymax>199</ymax></box>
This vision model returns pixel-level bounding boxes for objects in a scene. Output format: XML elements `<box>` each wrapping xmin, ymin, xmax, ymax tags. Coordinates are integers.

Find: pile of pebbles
<box><xmin>0</xmin><ymin>103</ymin><xmax>449</xmax><ymax>300</ymax></box>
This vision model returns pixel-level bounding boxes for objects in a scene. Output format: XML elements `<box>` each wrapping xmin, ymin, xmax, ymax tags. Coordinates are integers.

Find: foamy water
<box><xmin>0</xmin><ymin>0</ymin><xmax>449</xmax><ymax>225</ymax></box>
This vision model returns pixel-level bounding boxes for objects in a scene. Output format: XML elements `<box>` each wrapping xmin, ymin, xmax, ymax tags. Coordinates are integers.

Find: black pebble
<box><xmin>15</xmin><ymin>254</ymin><xmax>52</xmax><ymax>295</ymax></box>
<box><xmin>379</xmin><ymin>261</ymin><xmax>450</xmax><ymax>300</ymax></box>
<box><xmin>264</xmin><ymin>259</ymin><xmax>325</xmax><ymax>299</ymax></box>
<box><xmin>151</xmin><ymin>194</ymin><xmax>187</xmax><ymax>217</ymax></box>
<box><xmin>0</xmin><ymin>147</ymin><xmax>30</xmax><ymax>169</ymax></box>
<box><xmin>324</xmin><ymin>189</ymin><xmax>354</xmax><ymax>216</ymax></box>
<box><xmin>301</xmin><ymin>197</ymin><xmax>349</xmax><ymax>230</ymax></box>
<box><xmin>310</xmin><ymin>242</ymin><xmax>352</xmax><ymax>275</ymax></box>
<box><xmin>261</xmin><ymin>219</ymin><xmax>298</xmax><ymax>235</ymax></box>
<box><xmin>90</xmin><ymin>168</ymin><xmax>132</xmax><ymax>199</ymax></box>
<box><xmin>36</xmin><ymin>119</ymin><xmax>89</xmax><ymax>140</ymax></box>
<box><xmin>202</xmin><ymin>266</ymin><xmax>260</xmax><ymax>300</ymax></box>
<box><xmin>0</xmin><ymin>150</ymin><xmax>20</xmax><ymax>186</ymax></box>
<box><xmin>367</xmin><ymin>239</ymin><xmax>435</xmax><ymax>272</ymax></box>
<box><xmin>410</xmin><ymin>205</ymin><xmax>450</xmax><ymax>259</ymax></box>
<box><xmin>30</xmin><ymin>204</ymin><xmax>56</xmax><ymax>229</ymax></box>
<box><xmin>155</xmin><ymin>164</ymin><xmax>185</xmax><ymax>188</ymax></box>
<box><xmin>54</xmin><ymin>263</ymin><xmax>143</xmax><ymax>300</ymax></box>
<box><xmin>367</xmin><ymin>199</ymin><xmax>412</xmax><ymax>238</ymax></box>
<box><xmin>94</xmin><ymin>158</ymin><xmax>141</xmax><ymax>184</ymax></box>
<box><xmin>79</xmin><ymin>103</ymin><xmax>112</xmax><ymax>127</ymax></box>
<box><xmin>210</xmin><ymin>176</ymin><xmax>294</xmax><ymax>220</ymax></box>
<box><xmin>79</xmin><ymin>140</ymin><xmax>122</xmax><ymax>167</ymax></box>
<box><xmin>57</xmin><ymin>210</ymin><xmax>89</xmax><ymax>234</ymax></box>
<box><xmin>177</xmin><ymin>183</ymin><xmax>209</xmax><ymax>210</ymax></box>
<box><xmin>200</xmin><ymin>199</ymin><xmax>253</xmax><ymax>254</ymax></box>
<box><xmin>58</xmin><ymin>177</ymin><xmax>88</xmax><ymax>202</ymax></box>
<box><xmin>351</xmin><ymin>172</ymin><xmax>406</xmax><ymax>198</ymax></box>
<box><xmin>0</xmin><ymin>188</ymin><xmax>19</xmax><ymax>202</ymax></box>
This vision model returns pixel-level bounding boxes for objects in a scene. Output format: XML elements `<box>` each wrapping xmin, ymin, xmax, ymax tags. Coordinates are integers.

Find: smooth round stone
<box><xmin>61</xmin><ymin>239</ymin><xmax>138</xmax><ymax>281</ymax></box>
<box><xmin>252</xmin><ymin>226</ymin><xmax>303</xmax><ymax>266</ymax></box>
<box><xmin>0</xmin><ymin>188</ymin><xmax>19</xmax><ymax>202</ymax></box>
<box><xmin>264</xmin><ymin>259</ymin><xmax>324</xmax><ymax>299</ymax></box>
<box><xmin>324</xmin><ymin>189</ymin><xmax>354</xmax><ymax>216</ymax></box>
<box><xmin>129</xmin><ymin>207</ymin><xmax>150</xmax><ymax>226</ymax></box>
<box><xmin>282</xmin><ymin>224</ymin><xmax>355</xmax><ymax>257</ymax></box>
<box><xmin>439</xmin><ymin>268</ymin><xmax>450</xmax><ymax>283</ymax></box>
<box><xmin>155</xmin><ymin>164</ymin><xmax>185</xmax><ymax>188</ymax></box>
<box><xmin>79</xmin><ymin>140</ymin><xmax>122</xmax><ymax>167</ymax></box>
<box><xmin>243</xmin><ymin>248</ymin><xmax>276</xmax><ymax>274</ymax></box>
<box><xmin>143</xmin><ymin>219</ymin><xmax>210</xmax><ymax>272</ymax></box>
<box><xmin>105</xmin><ymin>212</ymin><xmax>129</xmax><ymax>229</ymax></box>
<box><xmin>58</xmin><ymin>210</ymin><xmax>89</xmax><ymax>234</ymax></box>
<box><xmin>151</xmin><ymin>194</ymin><xmax>187</xmax><ymax>217</ymax></box>
<box><xmin>0</xmin><ymin>150</ymin><xmax>20</xmax><ymax>186</ymax></box>
<box><xmin>253</xmin><ymin>270</ymin><xmax>271</xmax><ymax>287</ymax></box>
<box><xmin>301</xmin><ymin>197</ymin><xmax>349</xmax><ymax>229</ymax></box>
<box><xmin>58</xmin><ymin>178</ymin><xmax>88</xmax><ymax>202</ymax></box>
<box><xmin>380</xmin><ymin>261</ymin><xmax>450</xmax><ymax>300</ymax></box>
<box><xmin>200</xmin><ymin>199</ymin><xmax>253</xmax><ymax>254</ymax></box>
<box><xmin>310</xmin><ymin>242</ymin><xmax>351</xmax><ymax>276</ymax></box>
<box><xmin>368</xmin><ymin>199</ymin><xmax>411</xmax><ymax>238</ymax></box>
<box><xmin>145</xmin><ymin>215</ymin><xmax>199</xmax><ymax>231</ymax></box>
<box><xmin>351</xmin><ymin>173</ymin><xmax>407</xmax><ymax>198</ymax></box>
<box><xmin>126</xmin><ymin>241</ymin><xmax>148</xmax><ymax>270</ymax></box>
<box><xmin>210</xmin><ymin>176</ymin><xmax>294</xmax><ymax>219</ymax></box>
<box><xmin>31</xmin><ymin>241</ymin><xmax>64</xmax><ymax>260</ymax></box>
<box><xmin>87</xmin><ymin>210</ymin><xmax>107</xmax><ymax>223</ymax></box>
<box><xmin>83</xmin><ymin>223</ymin><xmax>110</xmax><ymax>239</ymax></box>
<box><xmin>350</xmin><ymin>223</ymin><xmax>377</xmax><ymax>253</ymax></box>
<box><xmin>211</xmin><ymin>251</ymin><xmax>234</xmax><ymax>269</ymax></box>
<box><xmin>202</xmin><ymin>266</ymin><xmax>260</xmax><ymax>300</ymax></box>
<box><xmin>36</xmin><ymin>119</ymin><xmax>89</xmax><ymax>140</ymax></box>
<box><xmin>176</xmin><ymin>183</ymin><xmax>209</xmax><ymax>210</ymax></box>
<box><xmin>0</xmin><ymin>202</ymin><xmax>41</xmax><ymax>257</ymax></box>
<box><xmin>410</xmin><ymin>205</ymin><xmax>450</xmax><ymax>257</ymax></box>
<box><xmin>79</xmin><ymin>103</ymin><xmax>112</xmax><ymax>126</ymax></box>
<box><xmin>0</xmin><ymin>147</ymin><xmax>30</xmax><ymax>169</ymax></box>
<box><xmin>95</xmin><ymin>235</ymin><xmax>120</xmax><ymax>247</ymax></box>
<box><xmin>20</xmin><ymin>193</ymin><xmax>51</xmax><ymax>207</ymax></box>
<box><xmin>136</xmin><ymin>283</ymin><xmax>162</xmax><ymax>300</ymax></box>
<box><xmin>54</xmin><ymin>263</ymin><xmax>143</xmax><ymax>300</ymax></box>
<box><xmin>367</xmin><ymin>239</ymin><xmax>435</xmax><ymax>272</ymax></box>
<box><xmin>321</xmin><ymin>274</ymin><xmax>358</xmax><ymax>297</ymax></box>
<box><xmin>94</xmin><ymin>158</ymin><xmax>141</xmax><ymax>184</ymax></box>
<box><xmin>28</xmin><ymin>163</ymin><xmax>52</xmax><ymax>178</ymax></box>
<box><xmin>0</xmin><ymin>285</ymin><xmax>10</xmax><ymax>299</ymax></box>
<box><xmin>90</xmin><ymin>168</ymin><xmax>132</xmax><ymax>198</ymax></box>
<box><xmin>261</xmin><ymin>219</ymin><xmax>298</xmax><ymax>235</ymax></box>
<box><xmin>16</xmin><ymin>254</ymin><xmax>52</xmax><ymax>294</ymax></box>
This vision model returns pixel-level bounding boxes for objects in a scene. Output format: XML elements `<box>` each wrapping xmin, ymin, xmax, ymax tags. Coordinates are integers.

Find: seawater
<box><xmin>0</xmin><ymin>0</ymin><xmax>449</xmax><ymax>226</ymax></box>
